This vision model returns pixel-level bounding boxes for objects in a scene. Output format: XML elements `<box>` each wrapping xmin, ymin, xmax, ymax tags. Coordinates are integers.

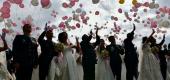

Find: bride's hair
<box><xmin>142</xmin><ymin>36</ymin><xmax>148</xmax><ymax>44</ymax></box>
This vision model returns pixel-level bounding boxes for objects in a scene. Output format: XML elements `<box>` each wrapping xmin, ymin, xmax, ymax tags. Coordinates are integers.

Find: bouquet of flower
<box><xmin>55</xmin><ymin>43</ymin><xmax>65</xmax><ymax>52</ymax></box>
<box><xmin>100</xmin><ymin>49</ymin><xmax>109</xmax><ymax>59</ymax></box>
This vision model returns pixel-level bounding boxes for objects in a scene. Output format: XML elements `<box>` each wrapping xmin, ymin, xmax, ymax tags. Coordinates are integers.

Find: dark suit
<box><xmin>38</xmin><ymin>31</ymin><xmax>57</xmax><ymax>80</ymax></box>
<box><xmin>80</xmin><ymin>35</ymin><xmax>100</xmax><ymax>80</ymax></box>
<box><xmin>124</xmin><ymin>39</ymin><xmax>138</xmax><ymax>80</ymax></box>
<box><xmin>12</xmin><ymin>35</ymin><xmax>38</xmax><ymax>80</ymax></box>
<box><xmin>106</xmin><ymin>44</ymin><xmax>124</xmax><ymax>80</ymax></box>
<box><xmin>159</xmin><ymin>49</ymin><xmax>167</xmax><ymax>80</ymax></box>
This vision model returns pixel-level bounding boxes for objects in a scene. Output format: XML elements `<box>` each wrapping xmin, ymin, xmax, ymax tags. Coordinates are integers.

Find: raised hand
<box><xmin>96</xmin><ymin>27</ymin><xmax>99</xmax><ymax>35</ymax></box>
<box><xmin>44</xmin><ymin>23</ymin><xmax>48</xmax><ymax>32</ymax></box>
<box><xmin>152</xmin><ymin>29</ymin><xmax>155</xmax><ymax>34</ymax></box>
<box><xmin>163</xmin><ymin>34</ymin><xmax>165</xmax><ymax>39</ymax></box>
<box><xmin>132</xmin><ymin>23</ymin><xmax>136</xmax><ymax>32</ymax></box>
<box><xmin>90</xmin><ymin>29</ymin><xmax>93</xmax><ymax>35</ymax></box>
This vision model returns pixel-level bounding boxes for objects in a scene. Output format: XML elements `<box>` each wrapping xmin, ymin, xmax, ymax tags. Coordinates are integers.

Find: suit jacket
<box><xmin>106</xmin><ymin>44</ymin><xmax>124</xmax><ymax>64</ymax></box>
<box><xmin>80</xmin><ymin>35</ymin><xmax>100</xmax><ymax>65</ymax></box>
<box><xmin>12</xmin><ymin>35</ymin><xmax>38</xmax><ymax>67</ymax></box>
<box><xmin>38</xmin><ymin>31</ymin><xmax>57</xmax><ymax>65</ymax></box>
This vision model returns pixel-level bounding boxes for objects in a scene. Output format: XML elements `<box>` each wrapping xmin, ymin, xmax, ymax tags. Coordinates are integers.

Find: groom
<box><xmin>124</xmin><ymin>24</ymin><xmax>138</xmax><ymax>80</ymax></box>
<box><xmin>106</xmin><ymin>36</ymin><xmax>124</xmax><ymax>80</ymax></box>
<box><xmin>80</xmin><ymin>29</ymin><xmax>100</xmax><ymax>80</ymax></box>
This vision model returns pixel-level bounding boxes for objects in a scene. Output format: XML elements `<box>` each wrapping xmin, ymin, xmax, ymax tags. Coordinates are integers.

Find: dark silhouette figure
<box><xmin>12</xmin><ymin>24</ymin><xmax>38</xmax><ymax>80</ymax></box>
<box><xmin>0</xmin><ymin>32</ymin><xmax>8</xmax><ymax>52</ymax></box>
<box><xmin>38</xmin><ymin>24</ymin><xmax>58</xmax><ymax>80</ymax></box>
<box><xmin>150</xmin><ymin>34</ymin><xmax>166</xmax><ymax>80</ymax></box>
<box><xmin>106</xmin><ymin>36</ymin><xmax>124</xmax><ymax>80</ymax></box>
<box><xmin>80</xmin><ymin>29</ymin><xmax>100</xmax><ymax>80</ymax></box>
<box><xmin>124</xmin><ymin>24</ymin><xmax>138</xmax><ymax>80</ymax></box>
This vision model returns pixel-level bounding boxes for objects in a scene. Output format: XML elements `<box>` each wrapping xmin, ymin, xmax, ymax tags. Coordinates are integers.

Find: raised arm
<box><xmin>0</xmin><ymin>32</ymin><xmax>8</xmax><ymax>52</ymax></box>
<box><xmin>93</xmin><ymin>28</ymin><xmax>100</xmax><ymax>47</ymax></box>
<box><xmin>144</xmin><ymin>29</ymin><xmax>155</xmax><ymax>44</ymax></box>
<box><xmin>159</xmin><ymin>34</ymin><xmax>165</xmax><ymax>46</ymax></box>
<box><xmin>38</xmin><ymin>23</ymin><xmax>48</xmax><ymax>45</ymax></box>
<box><xmin>130</xmin><ymin>23</ymin><xmax>136</xmax><ymax>33</ymax></box>
<box><xmin>88</xmin><ymin>30</ymin><xmax>93</xmax><ymax>42</ymax></box>
<box><xmin>75</xmin><ymin>37</ymin><xmax>81</xmax><ymax>54</ymax></box>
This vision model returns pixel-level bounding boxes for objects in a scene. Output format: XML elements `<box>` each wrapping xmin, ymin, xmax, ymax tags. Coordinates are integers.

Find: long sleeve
<box><xmin>159</xmin><ymin>38</ymin><xmax>165</xmax><ymax>46</ymax></box>
<box><xmin>38</xmin><ymin>31</ymin><xmax>46</xmax><ymax>46</ymax></box>
<box><xmin>92</xmin><ymin>35</ymin><xmax>100</xmax><ymax>48</ymax></box>
<box><xmin>12</xmin><ymin>35</ymin><xmax>21</xmax><ymax>63</ymax></box>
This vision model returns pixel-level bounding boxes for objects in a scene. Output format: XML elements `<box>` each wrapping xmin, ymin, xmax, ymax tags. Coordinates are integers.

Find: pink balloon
<box><xmin>70</xmin><ymin>1</ymin><xmax>75</xmax><ymax>7</ymax></box>
<box><xmin>143</xmin><ymin>2</ymin><xmax>149</xmax><ymax>7</ymax></box>
<box><xmin>12</xmin><ymin>22</ymin><xmax>17</xmax><ymax>27</ymax></box>
<box><xmin>14</xmin><ymin>0</ymin><xmax>23</xmax><ymax>4</ymax></box>
<box><xmin>79</xmin><ymin>4</ymin><xmax>83</xmax><ymax>7</ymax></box>
<box><xmin>0</xmin><ymin>7</ymin><xmax>10</xmax><ymax>14</ymax></box>
<box><xmin>19</xmin><ymin>4</ymin><xmax>24</xmax><ymax>8</ymax></box>
<box><xmin>62</xmin><ymin>2</ymin><xmax>68</xmax><ymax>8</ymax></box>
<box><xmin>151</xmin><ymin>21</ymin><xmax>157</xmax><ymax>28</ymax></box>
<box><xmin>118</xmin><ymin>8</ymin><xmax>122</xmax><ymax>13</ymax></box>
<box><xmin>41</xmin><ymin>0</ymin><xmax>50</xmax><ymax>8</ymax></box>
<box><xmin>59</xmin><ymin>22</ymin><xmax>66</xmax><ymax>29</ymax></box>
<box><xmin>1</xmin><ymin>13</ymin><xmax>10</xmax><ymax>18</ymax></box>
<box><xmin>134</xmin><ymin>3</ymin><xmax>142</xmax><ymax>8</ymax></box>
<box><xmin>62</xmin><ymin>16</ymin><xmax>68</xmax><ymax>20</ymax></box>
<box><xmin>3</xmin><ymin>1</ymin><xmax>11</xmax><ymax>8</ymax></box>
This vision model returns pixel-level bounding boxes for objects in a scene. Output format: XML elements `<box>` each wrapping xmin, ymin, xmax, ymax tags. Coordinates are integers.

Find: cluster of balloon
<box><xmin>92</xmin><ymin>0</ymin><xmax>100</xmax><ymax>4</ymax></box>
<box><xmin>62</xmin><ymin>0</ymin><xmax>79</xmax><ymax>8</ymax></box>
<box><xmin>10</xmin><ymin>0</ymin><xmax>25</xmax><ymax>8</ymax></box>
<box><xmin>31</xmin><ymin>0</ymin><xmax>39</xmax><ymax>6</ymax></box>
<box><xmin>41</xmin><ymin>0</ymin><xmax>51</xmax><ymax>8</ymax></box>
<box><xmin>0</xmin><ymin>1</ymin><xmax>11</xmax><ymax>19</ymax></box>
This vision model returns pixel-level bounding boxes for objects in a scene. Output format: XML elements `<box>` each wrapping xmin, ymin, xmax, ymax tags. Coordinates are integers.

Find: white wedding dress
<box><xmin>138</xmin><ymin>43</ymin><xmax>163</xmax><ymax>80</ymax></box>
<box><xmin>48</xmin><ymin>45</ymin><xmax>79</xmax><ymax>80</ymax></box>
<box><xmin>95</xmin><ymin>49</ymin><xmax>115</xmax><ymax>80</ymax></box>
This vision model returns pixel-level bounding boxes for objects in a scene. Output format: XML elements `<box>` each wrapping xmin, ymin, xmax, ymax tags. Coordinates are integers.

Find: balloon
<box><xmin>69</xmin><ymin>1</ymin><xmax>76</xmax><ymax>7</ymax></box>
<box><xmin>154</xmin><ymin>4</ymin><xmax>159</xmax><ymax>9</ymax></box>
<box><xmin>62</xmin><ymin>16</ymin><xmax>68</xmax><ymax>20</ymax></box>
<box><xmin>0</xmin><ymin>17</ymin><xmax>4</xmax><ymax>22</ymax></box>
<box><xmin>149</xmin><ymin>2</ymin><xmax>155</xmax><ymax>9</ymax></box>
<box><xmin>133</xmin><ymin>13</ymin><xmax>137</xmax><ymax>17</ymax></box>
<box><xmin>95</xmin><ymin>11</ymin><xmax>99</xmax><ymax>15</ymax></box>
<box><xmin>76</xmin><ymin>8</ymin><xmax>82</xmax><ymax>13</ymax></box>
<box><xmin>119</xmin><ymin>0</ymin><xmax>125</xmax><ymax>4</ymax></box>
<box><xmin>3</xmin><ymin>1</ymin><xmax>11</xmax><ymax>8</ymax></box>
<box><xmin>41</xmin><ymin>0</ymin><xmax>50</xmax><ymax>8</ymax></box>
<box><xmin>143</xmin><ymin>2</ymin><xmax>149</xmax><ymax>7</ymax></box>
<box><xmin>151</xmin><ymin>21</ymin><xmax>157</xmax><ymax>28</ymax></box>
<box><xmin>14</xmin><ymin>0</ymin><xmax>23</xmax><ymax>4</ymax></box>
<box><xmin>19</xmin><ymin>4</ymin><xmax>24</xmax><ymax>8</ymax></box>
<box><xmin>59</xmin><ymin>22</ymin><xmax>66</xmax><ymax>29</ymax></box>
<box><xmin>31</xmin><ymin>0</ymin><xmax>39</xmax><ymax>6</ymax></box>
<box><xmin>0</xmin><ymin>7</ymin><xmax>10</xmax><ymax>14</ymax></box>
<box><xmin>162</xmin><ymin>20</ymin><xmax>170</xmax><ymax>27</ymax></box>
<box><xmin>43</xmin><ymin>2</ymin><xmax>51</xmax><ymax>9</ymax></box>
<box><xmin>132</xmin><ymin>0</ymin><xmax>138</xmax><ymax>5</ymax></box>
<box><xmin>92</xmin><ymin>0</ymin><xmax>100</xmax><ymax>4</ymax></box>
<box><xmin>79</xmin><ymin>4</ymin><xmax>83</xmax><ymax>7</ymax></box>
<box><xmin>62</xmin><ymin>2</ymin><xmax>68</xmax><ymax>8</ymax></box>
<box><xmin>118</xmin><ymin>8</ymin><xmax>122</xmax><ymax>13</ymax></box>
<box><xmin>1</xmin><ymin>13</ymin><xmax>10</xmax><ymax>18</ymax></box>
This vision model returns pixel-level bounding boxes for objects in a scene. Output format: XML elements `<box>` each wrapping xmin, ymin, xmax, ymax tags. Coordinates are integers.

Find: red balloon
<box><xmin>0</xmin><ymin>7</ymin><xmax>10</xmax><ymax>14</ymax></box>
<box><xmin>41</xmin><ymin>0</ymin><xmax>50</xmax><ymax>8</ymax></box>
<box><xmin>70</xmin><ymin>1</ymin><xmax>75</xmax><ymax>7</ymax></box>
<box><xmin>1</xmin><ymin>13</ymin><xmax>10</xmax><ymax>18</ymax></box>
<box><xmin>76</xmin><ymin>23</ymin><xmax>80</xmax><ymax>28</ymax></box>
<box><xmin>19</xmin><ymin>4</ymin><xmax>24</xmax><ymax>8</ymax></box>
<box><xmin>95</xmin><ymin>11</ymin><xmax>99</xmax><ymax>15</ymax></box>
<box><xmin>14</xmin><ymin>0</ymin><xmax>23</xmax><ymax>4</ymax></box>
<box><xmin>3</xmin><ymin>1</ymin><xmax>11</xmax><ymax>8</ymax></box>
<box><xmin>62</xmin><ymin>2</ymin><xmax>68</xmax><ymax>8</ymax></box>
<box><xmin>118</xmin><ymin>8</ymin><xmax>122</xmax><ymax>13</ymax></box>
<box><xmin>62</xmin><ymin>16</ymin><xmax>68</xmax><ymax>20</ymax></box>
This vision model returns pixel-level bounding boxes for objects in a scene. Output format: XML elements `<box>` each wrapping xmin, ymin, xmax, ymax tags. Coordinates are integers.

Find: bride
<box><xmin>48</xmin><ymin>32</ymin><xmax>79</xmax><ymax>80</ymax></box>
<box><xmin>138</xmin><ymin>29</ymin><xmax>163</xmax><ymax>80</ymax></box>
<box><xmin>96</xmin><ymin>39</ymin><xmax>115</xmax><ymax>80</ymax></box>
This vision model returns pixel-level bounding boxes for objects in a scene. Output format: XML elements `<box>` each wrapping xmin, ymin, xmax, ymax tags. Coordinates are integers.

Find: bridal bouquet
<box><xmin>55</xmin><ymin>43</ymin><xmax>65</xmax><ymax>52</ymax></box>
<box><xmin>100</xmin><ymin>50</ymin><xmax>109</xmax><ymax>59</ymax></box>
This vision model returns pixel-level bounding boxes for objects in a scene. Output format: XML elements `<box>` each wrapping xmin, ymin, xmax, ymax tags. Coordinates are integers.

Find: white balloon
<box><xmin>92</xmin><ymin>0</ymin><xmax>100</xmax><ymax>4</ymax></box>
<box><xmin>154</xmin><ymin>4</ymin><xmax>159</xmax><ymax>9</ymax></box>
<box><xmin>31</xmin><ymin>0</ymin><xmax>39</xmax><ymax>6</ymax></box>
<box><xmin>149</xmin><ymin>2</ymin><xmax>155</xmax><ymax>9</ymax></box>
<box><xmin>162</xmin><ymin>21</ymin><xmax>170</xmax><ymax>27</ymax></box>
